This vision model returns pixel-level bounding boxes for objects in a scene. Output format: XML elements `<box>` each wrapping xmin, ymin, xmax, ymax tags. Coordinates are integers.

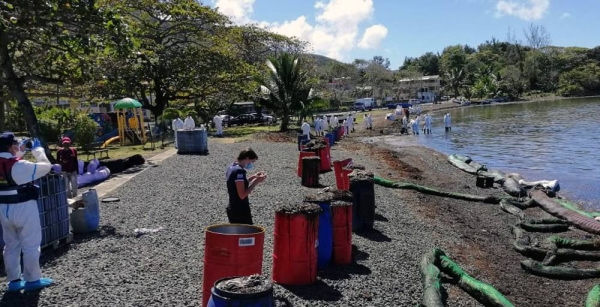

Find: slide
<box><xmin>101</xmin><ymin>136</ymin><xmax>120</xmax><ymax>148</ymax></box>
<box><xmin>94</xmin><ymin>128</ymin><xmax>119</xmax><ymax>143</ymax></box>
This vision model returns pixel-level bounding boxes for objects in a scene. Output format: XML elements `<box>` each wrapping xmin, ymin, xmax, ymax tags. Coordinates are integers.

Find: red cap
<box><xmin>61</xmin><ymin>137</ymin><xmax>71</xmax><ymax>144</ymax></box>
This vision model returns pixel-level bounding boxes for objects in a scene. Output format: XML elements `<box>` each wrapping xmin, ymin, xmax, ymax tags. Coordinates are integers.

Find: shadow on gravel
<box><xmin>374</xmin><ymin>213</ymin><xmax>389</xmax><ymax>222</ymax></box>
<box><xmin>0</xmin><ymin>290</ymin><xmax>40</xmax><ymax>307</ymax></box>
<box><xmin>281</xmin><ymin>280</ymin><xmax>342</xmax><ymax>302</ymax></box>
<box><xmin>318</xmin><ymin>262</ymin><xmax>372</xmax><ymax>280</ymax></box>
<box><xmin>73</xmin><ymin>225</ymin><xmax>132</xmax><ymax>244</ymax></box>
<box><xmin>274</xmin><ymin>296</ymin><xmax>293</xmax><ymax>307</ymax></box>
<box><xmin>354</xmin><ymin>229</ymin><xmax>392</xmax><ymax>242</ymax></box>
<box><xmin>352</xmin><ymin>245</ymin><xmax>370</xmax><ymax>261</ymax></box>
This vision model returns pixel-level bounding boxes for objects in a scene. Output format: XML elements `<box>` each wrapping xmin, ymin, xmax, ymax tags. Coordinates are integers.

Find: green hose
<box><xmin>586</xmin><ymin>285</ymin><xmax>600</xmax><ymax>307</ymax></box>
<box><xmin>546</xmin><ymin>236</ymin><xmax>600</xmax><ymax>251</ymax></box>
<box><xmin>521</xmin><ymin>259</ymin><xmax>600</xmax><ymax>280</ymax></box>
<box><xmin>373</xmin><ymin>176</ymin><xmax>505</xmax><ymax>204</ymax></box>
<box><xmin>419</xmin><ymin>249</ymin><xmax>444</xmax><ymax>307</ymax></box>
<box><xmin>555</xmin><ymin>199</ymin><xmax>600</xmax><ymax>219</ymax></box>
<box><xmin>433</xmin><ymin>249</ymin><xmax>515</xmax><ymax>307</ymax></box>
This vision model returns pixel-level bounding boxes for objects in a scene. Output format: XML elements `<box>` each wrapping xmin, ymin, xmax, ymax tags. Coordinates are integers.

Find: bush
<box><xmin>38</xmin><ymin>120</ymin><xmax>62</xmax><ymax>144</ymax></box>
<box><xmin>162</xmin><ymin>107</ymin><xmax>181</xmax><ymax>121</ymax></box>
<box><xmin>73</xmin><ymin>114</ymin><xmax>99</xmax><ymax>150</ymax></box>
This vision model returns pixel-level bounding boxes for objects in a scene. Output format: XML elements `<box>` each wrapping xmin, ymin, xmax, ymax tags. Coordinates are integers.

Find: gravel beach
<box><xmin>1</xmin><ymin>134</ymin><xmax>598</xmax><ymax>306</ymax></box>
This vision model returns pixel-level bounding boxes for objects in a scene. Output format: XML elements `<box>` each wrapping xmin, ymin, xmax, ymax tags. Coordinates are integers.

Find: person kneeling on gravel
<box><xmin>0</xmin><ymin>134</ymin><xmax>55</xmax><ymax>292</ymax></box>
<box><xmin>225</xmin><ymin>148</ymin><xmax>267</xmax><ymax>225</ymax></box>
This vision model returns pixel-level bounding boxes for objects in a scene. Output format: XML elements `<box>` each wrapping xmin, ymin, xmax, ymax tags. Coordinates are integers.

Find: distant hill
<box><xmin>304</xmin><ymin>53</ymin><xmax>344</xmax><ymax>67</ymax></box>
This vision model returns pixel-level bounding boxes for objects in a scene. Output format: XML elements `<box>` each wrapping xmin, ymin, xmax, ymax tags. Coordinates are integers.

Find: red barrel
<box><xmin>315</xmin><ymin>149</ymin><xmax>331</xmax><ymax>173</ymax></box>
<box><xmin>272</xmin><ymin>212</ymin><xmax>319</xmax><ymax>285</ymax></box>
<box><xmin>331</xmin><ymin>202</ymin><xmax>353</xmax><ymax>265</ymax></box>
<box><xmin>333</xmin><ymin>159</ymin><xmax>353</xmax><ymax>190</ymax></box>
<box><xmin>202</xmin><ymin>224</ymin><xmax>265</xmax><ymax>307</ymax></box>
<box><xmin>297</xmin><ymin>151</ymin><xmax>316</xmax><ymax>177</ymax></box>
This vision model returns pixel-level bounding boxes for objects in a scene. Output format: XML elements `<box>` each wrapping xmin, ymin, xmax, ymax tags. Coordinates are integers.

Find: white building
<box><xmin>397</xmin><ymin>75</ymin><xmax>441</xmax><ymax>103</ymax></box>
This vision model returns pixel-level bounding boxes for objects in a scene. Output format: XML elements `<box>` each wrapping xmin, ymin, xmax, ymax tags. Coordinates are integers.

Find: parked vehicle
<box><xmin>227</xmin><ymin>113</ymin><xmax>277</xmax><ymax>127</ymax></box>
<box><xmin>249</xmin><ymin>113</ymin><xmax>277</xmax><ymax>124</ymax></box>
<box><xmin>408</xmin><ymin>99</ymin><xmax>421</xmax><ymax>104</ymax></box>
<box><xmin>355</xmin><ymin>98</ymin><xmax>376</xmax><ymax>111</ymax></box>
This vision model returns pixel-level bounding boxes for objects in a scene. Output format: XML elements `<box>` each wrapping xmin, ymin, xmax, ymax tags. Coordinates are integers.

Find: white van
<box><xmin>354</xmin><ymin>98</ymin><xmax>376</xmax><ymax>111</ymax></box>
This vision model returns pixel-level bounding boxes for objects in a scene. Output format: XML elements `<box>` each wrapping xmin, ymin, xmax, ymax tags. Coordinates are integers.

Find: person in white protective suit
<box><xmin>363</xmin><ymin>114</ymin><xmax>369</xmax><ymax>129</ymax></box>
<box><xmin>347</xmin><ymin>114</ymin><xmax>354</xmax><ymax>133</ymax></box>
<box><xmin>333</xmin><ymin>116</ymin><xmax>339</xmax><ymax>128</ymax></box>
<box><xmin>424</xmin><ymin>113</ymin><xmax>432</xmax><ymax>134</ymax></box>
<box><xmin>314</xmin><ymin>118</ymin><xmax>322</xmax><ymax>136</ymax></box>
<box><xmin>301</xmin><ymin>121</ymin><xmax>311</xmax><ymax>140</ymax></box>
<box><xmin>329</xmin><ymin>114</ymin><xmax>336</xmax><ymax>128</ymax></box>
<box><xmin>0</xmin><ymin>134</ymin><xmax>54</xmax><ymax>292</ymax></box>
<box><xmin>172</xmin><ymin>116</ymin><xmax>184</xmax><ymax>148</ymax></box>
<box><xmin>401</xmin><ymin>115</ymin><xmax>408</xmax><ymax>134</ymax></box>
<box><xmin>322</xmin><ymin>116</ymin><xmax>329</xmax><ymax>132</ymax></box>
<box><xmin>213</xmin><ymin>115</ymin><xmax>224</xmax><ymax>137</ymax></box>
<box><xmin>367</xmin><ymin>114</ymin><xmax>373</xmax><ymax>130</ymax></box>
<box><xmin>183</xmin><ymin>114</ymin><xmax>195</xmax><ymax>130</ymax></box>
<box><xmin>444</xmin><ymin>113</ymin><xmax>452</xmax><ymax>132</ymax></box>
<box><xmin>412</xmin><ymin>116</ymin><xmax>420</xmax><ymax>135</ymax></box>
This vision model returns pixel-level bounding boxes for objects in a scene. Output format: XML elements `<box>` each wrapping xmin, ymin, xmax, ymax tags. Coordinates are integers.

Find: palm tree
<box><xmin>256</xmin><ymin>52</ymin><xmax>314</xmax><ymax>131</ymax></box>
<box><xmin>445</xmin><ymin>67</ymin><xmax>464</xmax><ymax>97</ymax></box>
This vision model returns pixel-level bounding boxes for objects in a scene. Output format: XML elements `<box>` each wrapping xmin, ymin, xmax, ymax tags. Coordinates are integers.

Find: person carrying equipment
<box><xmin>0</xmin><ymin>133</ymin><xmax>54</xmax><ymax>292</ymax></box>
<box><xmin>225</xmin><ymin>148</ymin><xmax>267</xmax><ymax>225</ymax></box>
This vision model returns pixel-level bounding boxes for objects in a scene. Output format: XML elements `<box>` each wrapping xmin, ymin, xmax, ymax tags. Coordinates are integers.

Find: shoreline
<box><xmin>334</xmin><ymin>135</ymin><xmax>599</xmax><ymax>306</ymax></box>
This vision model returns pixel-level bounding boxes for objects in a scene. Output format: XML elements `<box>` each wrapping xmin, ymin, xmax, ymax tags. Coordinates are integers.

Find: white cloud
<box><xmin>494</xmin><ymin>0</ymin><xmax>550</xmax><ymax>21</ymax></box>
<box><xmin>358</xmin><ymin>25</ymin><xmax>388</xmax><ymax>49</ymax></box>
<box><xmin>213</xmin><ymin>0</ymin><xmax>255</xmax><ymax>24</ymax></box>
<box><xmin>559</xmin><ymin>12</ymin><xmax>571</xmax><ymax>19</ymax></box>
<box><xmin>213</xmin><ymin>0</ymin><xmax>388</xmax><ymax>61</ymax></box>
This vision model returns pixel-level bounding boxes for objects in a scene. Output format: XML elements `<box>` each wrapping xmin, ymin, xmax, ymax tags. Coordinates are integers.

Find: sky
<box><xmin>207</xmin><ymin>0</ymin><xmax>600</xmax><ymax>69</ymax></box>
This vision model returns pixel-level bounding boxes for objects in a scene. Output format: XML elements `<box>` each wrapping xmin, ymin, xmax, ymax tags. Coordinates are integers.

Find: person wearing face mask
<box><xmin>56</xmin><ymin>137</ymin><xmax>78</xmax><ymax>198</ymax></box>
<box><xmin>225</xmin><ymin>148</ymin><xmax>267</xmax><ymax>225</ymax></box>
<box><xmin>0</xmin><ymin>133</ymin><xmax>54</xmax><ymax>292</ymax></box>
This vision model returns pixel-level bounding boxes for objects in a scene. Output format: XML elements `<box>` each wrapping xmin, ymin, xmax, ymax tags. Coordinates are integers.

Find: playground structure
<box><xmin>114</xmin><ymin>98</ymin><xmax>147</xmax><ymax>146</ymax></box>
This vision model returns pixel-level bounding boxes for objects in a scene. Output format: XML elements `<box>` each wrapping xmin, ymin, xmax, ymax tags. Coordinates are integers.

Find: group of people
<box><xmin>171</xmin><ymin>114</ymin><xmax>197</xmax><ymax>148</ymax></box>
<box><xmin>301</xmin><ymin>113</ymin><xmax>363</xmax><ymax>140</ymax></box>
<box><xmin>396</xmin><ymin>111</ymin><xmax>452</xmax><ymax>135</ymax></box>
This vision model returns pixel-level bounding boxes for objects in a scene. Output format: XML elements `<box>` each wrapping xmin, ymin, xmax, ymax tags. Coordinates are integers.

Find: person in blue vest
<box><xmin>0</xmin><ymin>133</ymin><xmax>55</xmax><ymax>292</ymax></box>
<box><xmin>225</xmin><ymin>148</ymin><xmax>267</xmax><ymax>225</ymax></box>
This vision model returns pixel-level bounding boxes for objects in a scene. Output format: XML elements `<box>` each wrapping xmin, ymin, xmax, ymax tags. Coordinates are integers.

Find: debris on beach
<box><xmin>275</xmin><ymin>202</ymin><xmax>322</xmax><ymax>215</ymax></box>
<box><xmin>215</xmin><ymin>275</ymin><xmax>272</xmax><ymax>294</ymax></box>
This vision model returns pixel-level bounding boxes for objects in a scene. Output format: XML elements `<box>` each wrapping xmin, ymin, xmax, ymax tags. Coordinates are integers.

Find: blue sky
<box><xmin>209</xmin><ymin>0</ymin><xmax>599</xmax><ymax>69</ymax></box>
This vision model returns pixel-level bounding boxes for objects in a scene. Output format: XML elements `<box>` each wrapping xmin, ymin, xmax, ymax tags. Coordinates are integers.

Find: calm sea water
<box><xmin>411</xmin><ymin>98</ymin><xmax>600</xmax><ymax>210</ymax></box>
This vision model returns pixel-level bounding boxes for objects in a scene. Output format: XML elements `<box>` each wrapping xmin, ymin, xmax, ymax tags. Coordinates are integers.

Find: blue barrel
<box><xmin>326</xmin><ymin>133</ymin><xmax>335</xmax><ymax>146</ymax></box>
<box><xmin>177</xmin><ymin>129</ymin><xmax>208</xmax><ymax>154</ymax></box>
<box><xmin>317</xmin><ymin>202</ymin><xmax>333</xmax><ymax>269</ymax></box>
<box><xmin>297</xmin><ymin>134</ymin><xmax>309</xmax><ymax>151</ymax></box>
<box><xmin>333</xmin><ymin>127</ymin><xmax>341</xmax><ymax>141</ymax></box>
<box><xmin>208</xmin><ymin>276</ymin><xmax>274</xmax><ymax>307</ymax></box>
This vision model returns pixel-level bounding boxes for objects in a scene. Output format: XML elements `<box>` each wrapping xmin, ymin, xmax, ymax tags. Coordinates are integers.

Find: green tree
<box><xmin>445</xmin><ymin>67</ymin><xmax>465</xmax><ymax>97</ymax></box>
<box><xmin>256</xmin><ymin>52</ymin><xmax>314</xmax><ymax>131</ymax></box>
<box><xmin>97</xmin><ymin>0</ymin><xmax>242</xmax><ymax>117</ymax></box>
<box><xmin>0</xmin><ymin>0</ymin><xmax>127</xmax><ymax>160</ymax></box>
<box><xmin>73</xmin><ymin>114</ymin><xmax>99</xmax><ymax>150</ymax></box>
